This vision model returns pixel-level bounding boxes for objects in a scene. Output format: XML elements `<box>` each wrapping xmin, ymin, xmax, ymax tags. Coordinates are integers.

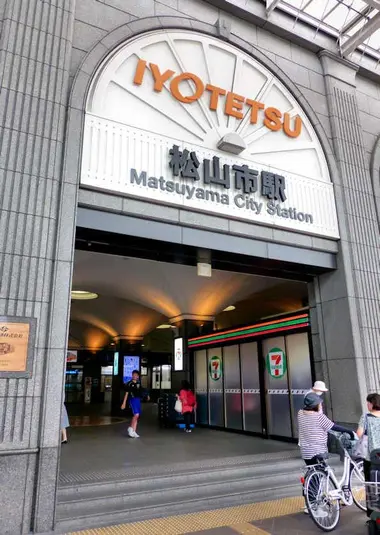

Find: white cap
<box><xmin>313</xmin><ymin>380</ymin><xmax>328</xmax><ymax>392</ymax></box>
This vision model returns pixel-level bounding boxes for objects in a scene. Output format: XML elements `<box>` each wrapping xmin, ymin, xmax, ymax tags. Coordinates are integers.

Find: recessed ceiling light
<box><xmin>157</xmin><ymin>324</ymin><xmax>173</xmax><ymax>329</ymax></box>
<box><xmin>223</xmin><ymin>305</ymin><xmax>236</xmax><ymax>312</ymax></box>
<box><xmin>71</xmin><ymin>290</ymin><xmax>99</xmax><ymax>300</ymax></box>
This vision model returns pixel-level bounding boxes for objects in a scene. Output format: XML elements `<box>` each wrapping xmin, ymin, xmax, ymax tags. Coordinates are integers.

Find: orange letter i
<box><xmin>133</xmin><ymin>59</ymin><xmax>147</xmax><ymax>85</ymax></box>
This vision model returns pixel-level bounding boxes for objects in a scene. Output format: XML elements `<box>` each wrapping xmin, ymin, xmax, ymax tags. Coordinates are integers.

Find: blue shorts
<box><xmin>130</xmin><ymin>398</ymin><xmax>141</xmax><ymax>415</ymax></box>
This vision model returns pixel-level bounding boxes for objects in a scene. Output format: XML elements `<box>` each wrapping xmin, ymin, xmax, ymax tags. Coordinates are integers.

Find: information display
<box><xmin>174</xmin><ymin>338</ymin><xmax>183</xmax><ymax>371</ymax></box>
<box><xmin>113</xmin><ymin>352</ymin><xmax>119</xmax><ymax>376</ymax></box>
<box><xmin>123</xmin><ymin>355</ymin><xmax>140</xmax><ymax>383</ymax></box>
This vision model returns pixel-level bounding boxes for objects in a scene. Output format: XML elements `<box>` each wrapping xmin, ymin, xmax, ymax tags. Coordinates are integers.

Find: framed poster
<box><xmin>0</xmin><ymin>317</ymin><xmax>36</xmax><ymax>378</ymax></box>
<box><xmin>67</xmin><ymin>350</ymin><xmax>77</xmax><ymax>363</ymax></box>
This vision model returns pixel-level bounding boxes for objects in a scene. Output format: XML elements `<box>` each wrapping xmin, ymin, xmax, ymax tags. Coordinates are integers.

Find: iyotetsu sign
<box><xmin>82</xmin><ymin>30</ymin><xmax>339</xmax><ymax>239</ymax></box>
<box><xmin>133</xmin><ymin>59</ymin><xmax>302</xmax><ymax>138</ymax></box>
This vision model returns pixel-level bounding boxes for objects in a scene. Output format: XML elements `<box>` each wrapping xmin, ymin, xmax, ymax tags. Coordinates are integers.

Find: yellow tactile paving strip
<box><xmin>71</xmin><ymin>496</ymin><xmax>304</xmax><ymax>535</ymax></box>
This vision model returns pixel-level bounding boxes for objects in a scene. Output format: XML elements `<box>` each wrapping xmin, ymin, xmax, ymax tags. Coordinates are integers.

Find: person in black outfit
<box><xmin>121</xmin><ymin>370</ymin><xmax>149</xmax><ymax>438</ymax></box>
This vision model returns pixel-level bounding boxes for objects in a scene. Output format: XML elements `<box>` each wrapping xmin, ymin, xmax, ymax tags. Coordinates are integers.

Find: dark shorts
<box><xmin>130</xmin><ymin>398</ymin><xmax>141</xmax><ymax>415</ymax></box>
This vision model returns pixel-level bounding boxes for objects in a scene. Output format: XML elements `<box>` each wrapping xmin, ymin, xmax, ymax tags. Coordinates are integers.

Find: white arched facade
<box><xmin>81</xmin><ymin>30</ymin><xmax>339</xmax><ymax>238</ymax></box>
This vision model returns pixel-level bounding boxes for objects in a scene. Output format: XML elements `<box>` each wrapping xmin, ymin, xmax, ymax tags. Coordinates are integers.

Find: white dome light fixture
<box><xmin>71</xmin><ymin>290</ymin><xmax>99</xmax><ymax>300</ymax></box>
<box><xmin>217</xmin><ymin>132</ymin><xmax>247</xmax><ymax>155</ymax></box>
<box><xmin>156</xmin><ymin>324</ymin><xmax>173</xmax><ymax>329</ymax></box>
<box><xmin>223</xmin><ymin>305</ymin><xmax>236</xmax><ymax>312</ymax></box>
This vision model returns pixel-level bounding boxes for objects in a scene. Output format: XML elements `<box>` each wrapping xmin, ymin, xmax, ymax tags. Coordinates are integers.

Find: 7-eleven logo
<box><xmin>266</xmin><ymin>348</ymin><xmax>287</xmax><ymax>379</ymax></box>
<box><xmin>209</xmin><ymin>355</ymin><xmax>222</xmax><ymax>381</ymax></box>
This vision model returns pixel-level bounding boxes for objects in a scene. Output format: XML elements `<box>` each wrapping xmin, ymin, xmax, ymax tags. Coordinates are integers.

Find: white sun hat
<box><xmin>313</xmin><ymin>380</ymin><xmax>328</xmax><ymax>392</ymax></box>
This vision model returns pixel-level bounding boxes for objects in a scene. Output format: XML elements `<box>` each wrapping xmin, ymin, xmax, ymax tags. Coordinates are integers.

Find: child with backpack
<box><xmin>179</xmin><ymin>380</ymin><xmax>197</xmax><ymax>433</ymax></box>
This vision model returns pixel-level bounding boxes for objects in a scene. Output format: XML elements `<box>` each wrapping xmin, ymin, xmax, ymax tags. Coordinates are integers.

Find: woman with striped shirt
<box><xmin>298</xmin><ymin>392</ymin><xmax>355</xmax><ymax>465</ymax></box>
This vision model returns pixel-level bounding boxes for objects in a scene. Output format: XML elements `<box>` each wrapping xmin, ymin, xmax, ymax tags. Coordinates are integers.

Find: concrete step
<box><xmin>55</xmin><ymin>455</ymin><xmax>342</xmax><ymax>533</ymax></box>
<box><xmin>58</xmin><ymin>457</ymin><xmax>305</xmax><ymax>502</ymax></box>
<box><xmin>55</xmin><ymin>483</ymin><xmax>300</xmax><ymax>533</ymax></box>
<box><xmin>58</xmin><ymin>472</ymin><xmax>300</xmax><ymax>517</ymax></box>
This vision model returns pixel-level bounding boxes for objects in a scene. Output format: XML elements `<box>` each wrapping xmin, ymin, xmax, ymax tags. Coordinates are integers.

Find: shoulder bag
<box><xmin>353</xmin><ymin>414</ymin><xmax>368</xmax><ymax>459</ymax></box>
<box><xmin>174</xmin><ymin>398</ymin><xmax>182</xmax><ymax>413</ymax></box>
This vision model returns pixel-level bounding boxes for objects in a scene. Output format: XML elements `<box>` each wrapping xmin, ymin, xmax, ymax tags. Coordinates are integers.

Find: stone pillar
<box><xmin>0</xmin><ymin>1</ymin><xmax>76</xmax><ymax>533</ymax></box>
<box><xmin>309</xmin><ymin>52</ymin><xmax>380</xmax><ymax>425</ymax></box>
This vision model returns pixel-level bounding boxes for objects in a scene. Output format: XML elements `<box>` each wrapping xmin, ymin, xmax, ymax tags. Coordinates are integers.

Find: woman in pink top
<box><xmin>179</xmin><ymin>380</ymin><xmax>197</xmax><ymax>433</ymax></box>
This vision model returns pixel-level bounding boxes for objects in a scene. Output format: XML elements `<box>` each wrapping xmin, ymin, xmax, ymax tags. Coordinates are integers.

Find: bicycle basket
<box><xmin>370</xmin><ymin>449</ymin><xmax>380</xmax><ymax>467</ymax></box>
<box><xmin>328</xmin><ymin>431</ymin><xmax>356</xmax><ymax>461</ymax></box>
<box><xmin>365</xmin><ymin>481</ymin><xmax>380</xmax><ymax>512</ymax></box>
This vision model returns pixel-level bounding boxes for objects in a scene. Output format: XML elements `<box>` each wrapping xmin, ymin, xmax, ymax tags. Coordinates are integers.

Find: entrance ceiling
<box><xmin>70</xmin><ymin>250</ymin><xmax>307</xmax><ymax>349</ymax></box>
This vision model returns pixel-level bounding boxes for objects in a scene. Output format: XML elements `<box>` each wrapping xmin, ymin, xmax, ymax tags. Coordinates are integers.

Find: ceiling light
<box><xmin>157</xmin><ymin>324</ymin><xmax>173</xmax><ymax>329</ymax></box>
<box><xmin>223</xmin><ymin>305</ymin><xmax>236</xmax><ymax>312</ymax></box>
<box><xmin>71</xmin><ymin>290</ymin><xmax>99</xmax><ymax>300</ymax></box>
<box><xmin>197</xmin><ymin>262</ymin><xmax>212</xmax><ymax>277</ymax></box>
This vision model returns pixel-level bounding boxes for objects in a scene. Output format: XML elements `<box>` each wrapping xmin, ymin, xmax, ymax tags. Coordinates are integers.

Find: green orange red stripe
<box><xmin>188</xmin><ymin>314</ymin><xmax>309</xmax><ymax>348</ymax></box>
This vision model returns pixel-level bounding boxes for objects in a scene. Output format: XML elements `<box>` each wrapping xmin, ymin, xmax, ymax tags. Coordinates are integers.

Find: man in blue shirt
<box><xmin>121</xmin><ymin>370</ymin><xmax>149</xmax><ymax>438</ymax></box>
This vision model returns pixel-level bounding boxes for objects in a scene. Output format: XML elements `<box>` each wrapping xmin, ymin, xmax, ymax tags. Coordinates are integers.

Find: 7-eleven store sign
<box><xmin>266</xmin><ymin>348</ymin><xmax>287</xmax><ymax>379</ymax></box>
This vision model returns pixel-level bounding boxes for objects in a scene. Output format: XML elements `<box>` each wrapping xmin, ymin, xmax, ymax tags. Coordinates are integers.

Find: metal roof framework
<box><xmin>265</xmin><ymin>0</ymin><xmax>380</xmax><ymax>61</ymax></box>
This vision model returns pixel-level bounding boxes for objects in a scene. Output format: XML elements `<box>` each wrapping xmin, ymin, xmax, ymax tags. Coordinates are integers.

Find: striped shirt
<box><xmin>298</xmin><ymin>410</ymin><xmax>334</xmax><ymax>459</ymax></box>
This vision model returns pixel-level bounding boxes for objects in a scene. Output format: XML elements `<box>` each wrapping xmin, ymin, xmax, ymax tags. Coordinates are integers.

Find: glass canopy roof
<box><xmin>267</xmin><ymin>0</ymin><xmax>380</xmax><ymax>60</ymax></box>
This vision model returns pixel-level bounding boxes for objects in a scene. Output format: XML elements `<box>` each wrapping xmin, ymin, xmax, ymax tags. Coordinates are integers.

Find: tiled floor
<box><xmin>69</xmin><ymin>415</ymin><xmax>127</xmax><ymax>426</ymax></box>
<box><xmin>70</xmin><ymin>496</ymin><xmax>369</xmax><ymax>534</ymax></box>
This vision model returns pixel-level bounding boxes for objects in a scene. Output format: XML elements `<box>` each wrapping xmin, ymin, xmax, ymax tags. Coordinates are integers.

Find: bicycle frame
<box><xmin>305</xmin><ymin>449</ymin><xmax>364</xmax><ymax>506</ymax></box>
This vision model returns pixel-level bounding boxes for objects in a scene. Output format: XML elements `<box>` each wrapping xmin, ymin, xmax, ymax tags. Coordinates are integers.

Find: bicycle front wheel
<box><xmin>305</xmin><ymin>469</ymin><xmax>340</xmax><ymax>531</ymax></box>
<box><xmin>350</xmin><ymin>459</ymin><xmax>366</xmax><ymax>512</ymax></box>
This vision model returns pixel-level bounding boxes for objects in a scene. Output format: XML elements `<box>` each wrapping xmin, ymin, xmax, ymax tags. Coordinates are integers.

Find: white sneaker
<box><xmin>134</xmin><ymin>431</ymin><xmax>140</xmax><ymax>438</ymax></box>
<box><xmin>128</xmin><ymin>427</ymin><xmax>135</xmax><ymax>438</ymax></box>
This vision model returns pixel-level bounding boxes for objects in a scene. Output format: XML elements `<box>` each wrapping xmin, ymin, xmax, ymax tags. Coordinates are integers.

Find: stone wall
<box><xmin>0</xmin><ymin>0</ymin><xmax>77</xmax><ymax>533</ymax></box>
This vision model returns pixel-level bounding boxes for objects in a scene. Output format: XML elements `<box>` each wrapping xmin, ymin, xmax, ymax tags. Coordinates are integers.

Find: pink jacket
<box><xmin>179</xmin><ymin>389</ymin><xmax>197</xmax><ymax>413</ymax></box>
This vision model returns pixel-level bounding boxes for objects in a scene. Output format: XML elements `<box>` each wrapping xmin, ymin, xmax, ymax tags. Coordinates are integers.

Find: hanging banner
<box><xmin>174</xmin><ymin>338</ymin><xmax>183</xmax><ymax>371</ymax></box>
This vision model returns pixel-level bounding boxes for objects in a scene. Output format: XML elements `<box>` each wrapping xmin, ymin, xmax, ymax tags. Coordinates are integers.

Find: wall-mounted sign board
<box><xmin>0</xmin><ymin>317</ymin><xmax>36</xmax><ymax>378</ymax></box>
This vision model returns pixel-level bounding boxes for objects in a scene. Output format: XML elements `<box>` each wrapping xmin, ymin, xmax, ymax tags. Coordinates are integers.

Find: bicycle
<box><xmin>301</xmin><ymin>432</ymin><xmax>366</xmax><ymax>531</ymax></box>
